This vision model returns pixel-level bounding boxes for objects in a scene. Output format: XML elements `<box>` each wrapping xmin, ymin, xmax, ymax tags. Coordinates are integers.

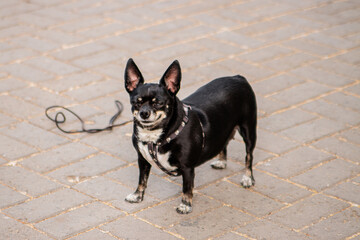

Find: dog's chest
<box><xmin>136</xmin><ymin>127</ymin><xmax>177</xmax><ymax>172</ymax></box>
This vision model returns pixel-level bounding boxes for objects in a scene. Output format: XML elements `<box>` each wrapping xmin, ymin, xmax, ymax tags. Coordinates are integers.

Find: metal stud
<box><xmin>166</xmin><ymin>137</ymin><xmax>171</xmax><ymax>143</ymax></box>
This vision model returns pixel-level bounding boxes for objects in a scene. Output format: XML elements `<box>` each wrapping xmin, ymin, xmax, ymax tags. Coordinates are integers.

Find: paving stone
<box><xmin>106</xmin><ymin>165</ymin><xmax>181</xmax><ymax>201</ymax></box>
<box><xmin>168</xmin><ymin>206</ymin><xmax>254</xmax><ymax>240</ymax></box>
<box><xmin>25</xmin><ymin>56</ymin><xmax>82</xmax><ymax>76</ymax></box>
<box><xmin>201</xmin><ymin>181</ymin><xmax>284</xmax><ymax>217</ymax></box>
<box><xmin>0</xmin><ymin>184</ymin><xmax>28</xmax><ymax>209</ymax></box>
<box><xmin>229</xmin><ymin>171</ymin><xmax>311</xmax><ymax>204</ymax></box>
<box><xmin>312</xmin><ymin>59</ymin><xmax>360</xmax><ymax>80</ymax></box>
<box><xmin>256</xmin><ymin>146</ymin><xmax>333</xmax><ymax>178</ymax></box>
<box><xmin>1</xmin><ymin>122</ymin><xmax>68</xmax><ymax>150</ymax></box>
<box><xmin>304</xmin><ymin>207</ymin><xmax>360</xmax><ymax>240</ymax></box>
<box><xmin>283</xmin><ymin>38</ymin><xmax>339</xmax><ymax>57</ymax></box>
<box><xmin>0</xmin><ymin>63</ymin><xmax>55</xmax><ymax>83</ymax></box>
<box><xmin>313</xmin><ymin>137</ymin><xmax>360</xmax><ymax>163</ymax></box>
<box><xmin>69</xmin><ymin>228</ymin><xmax>117</xmax><ymax>240</ymax></box>
<box><xmin>324</xmin><ymin>182</ymin><xmax>360</xmax><ymax>204</ymax></box>
<box><xmin>301</xmin><ymin>100</ymin><xmax>360</xmax><ymax>126</ymax></box>
<box><xmin>35</xmin><ymin>202</ymin><xmax>123</xmax><ymax>239</ymax></box>
<box><xmin>290</xmin><ymin>65</ymin><xmax>355</xmax><ymax>87</ymax></box>
<box><xmin>0</xmin><ymin>95</ymin><xmax>44</xmax><ymax>119</ymax></box>
<box><xmin>291</xmin><ymin>159</ymin><xmax>360</xmax><ymax>191</ymax></box>
<box><xmin>259</xmin><ymin>108</ymin><xmax>316</xmax><ymax>132</ymax></box>
<box><xmin>236</xmin><ymin>219</ymin><xmax>309</xmax><ymax>240</ymax></box>
<box><xmin>81</xmin><ymin>124</ymin><xmax>136</xmax><ymax>163</ymax></box>
<box><xmin>0</xmin><ymin>166</ymin><xmax>60</xmax><ymax>197</ymax></box>
<box><xmin>21</xmin><ymin>142</ymin><xmax>97</xmax><ymax>173</ymax></box>
<box><xmin>270</xmin><ymin>81</ymin><xmax>332</xmax><ymax>105</ymax></box>
<box><xmin>0</xmin><ymin>134</ymin><xmax>38</xmax><ymax>160</ymax></box>
<box><xmin>280</xmin><ymin>118</ymin><xmax>347</xmax><ymax>144</ymax></box>
<box><xmin>101</xmin><ymin>215</ymin><xmax>179</xmax><ymax>240</ymax></box>
<box><xmin>74</xmin><ymin>176</ymin><xmax>159</xmax><ymax>213</ymax></box>
<box><xmin>324</xmin><ymin>92</ymin><xmax>360</xmax><ymax>112</ymax></box>
<box><xmin>10</xmin><ymin>36</ymin><xmax>59</xmax><ymax>52</ymax></box>
<box><xmin>0</xmin><ymin>77</ymin><xmax>27</xmax><ymax>92</ymax></box>
<box><xmin>11</xmin><ymin>86</ymin><xmax>73</xmax><ymax>108</ymax></box>
<box><xmin>252</xmin><ymin>73</ymin><xmax>305</xmax><ymax>96</ymax></box>
<box><xmin>136</xmin><ymin>195</ymin><xmax>222</xmax><ymax>228</ymax></box>
<box><xmin>4</xmin><ymin>188</ymin><xmax>91</xmax><ymax>223</ymax></box>
<box><xmin>268</xmin><ymin>194</ymin><xmax>349</xmax><ymax>230</ymax></box>
<box><xmin>52</xmin><ymin>42</ymin><xmax>110</xmax><ymax>61</ymax></box>
<box><xmin>71</xmin><ymin>49</ymin><xmax>126</xmax><ymax>69</ymax></box>
<box><xmin>0</xmin><ymin>214</ymin><xmax>50</xmax><ymax>240</ymax></box>
<box><xmin>0</xmin><ymin>48</ymin><xmax>37</xmax><ymax>64</ymax></box>
<box><xmin>47</xmin><ymin>153</ymin><xmax>126</xmax><ymax>186</ymax></box>
<box><xmin>213</xmin><ymin>232</ymin><xmax>249</xmax><ymax>240</ymax></box>
<box><xmin>339</xmin><ymin>128</ymin><xmax>360</xmax><ymax>145</ymax></box>
<box><xmin>255</xmin><ymin>129</ymin><xmax>299</xmax><ymax>155</ymax></box>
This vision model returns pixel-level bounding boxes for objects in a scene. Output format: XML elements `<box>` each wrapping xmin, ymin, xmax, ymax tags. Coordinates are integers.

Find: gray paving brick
<box><xmin>2</xmin><ymin>122</ymin><xmax>68</xmax><ymax>150</ymax></box>
<box><xmin>291</xmin><ymin>159</ymin><xmax>360</xmax><ymax>191</ymax></box>
<box><xmin>213</xmin><ymin>232</ymin><xmax>249</xmax><ymax>240</ymax></box>
<box><xmin>236</xmin><ymin>219</ymin><xmax>309</xmax><ymax>240</ymax></box>
<box><xmin>339</xmin><ymin>128</ymin><xmax>360</xmax><ymax>145</ymax></box>
<box><xmin>69</xmin><ymin>228</ymin><xmax>117</xmax><ymax>240</ymax></box>
<box><xmin>101</xmin><ymin>216</ymin><xmax>179</xmax><ymax>240</ymax></box>
<box><xmin>270</xmin><ymin>81</ymin><xmax>332</xmax><ymax>105</ymax></box>
<box><xmin>268</xmin><ymin>194</ymin><xmax>349</xmax><ymax>230</ymax></box>
<box><xmin>21</xmin><ymin>142</ymin><xmax>97</xmax><ymax>173</ymax></box>
<box><xmin>313</xmin><ymin>136</ymin><xmax>360</xmax><ymax>163</ymax></box>
<box><xmin>256</xmin><ymin>129</ymin><xmax>299</xmax><ymax>155</ymax></box>
<box><xmin>35</xmin><ymin>202</ymin><xmax>122</xmax><ymax>239</ymax></box>
<box><xmin>0</xmin><ymin>134</ymin><xmax>37</xmax><ymax>160</ymax></box>
<box><xmin>106</xmin><ymin>165</ymin><xmax>181</xmax><ymax>201</ymax></box>
<box><xmin>304</xmin><ymin>207</ymin><xmax>360</xmax><ymax>240</ymax></box>
<box><xmin>0</xmin><ymin>184</ymin><xmax>28</xmax><ymax>209</ymax></box>
<box><xmin>0</xmin><ymin>95</ymin><xmax>44</xmax><ymax>119</ymax></box>
<box><xmin>74</xmin><ymin>176</ymin><xmax>159</xmax><ymax>213</ymax></box>
<box><xmin>252</xmin><ymin>73</ymin><xmax>305</xmax><ymax>96</ymax></box>
<box><xmin>11</xmin><ymin>36</ymin><xmax>59</xmax><ymax>52</ymax></box>
<box><xmin>301</xmin><ymin>100</ymin><xmax>360</xmax><ymax>126</ymax></box>
<box><xmin>312</xmin><ymin>59</ymin><xmax>360</xmax><ymax>80</ymax></box>
<box><xmin>0</xmin><ymin>214</ymin><xmax>50</xmax><ymax>240</ymax></box>
<box><xmin>25</xmin><ymin>56</ymin><xmax>82</xmax><ymax>76</ymax></box>
<box><xmin>283</xmin><ymin>38</ymin><xmax>339</xmax><ymax>57</ymax></box>
<box><xmin>324</xmin><ymin>92</ymin><xmax>360</xmax><ymax>112</ymax></box>
<box><xmin>4</xmin><ymin>188</ymin><xmax>91</xmax><ymax>223</ymax></box>
<box><xmin>290</xmin><ymin>65</ymin><xmax>355</xmax><ymax>87</ymax></box>
<box><xmin>0</xmin><ymin>63</ymin><xmax>55</xmax><ymax>83</ymax></box>
<box><xmin>47</xmin><ymin>153</ymin><xmax>126</xmax><ymax>186</ymax></box>
<box><xmin>257</xmin><ymin>146</ymin><xmax>333</xmax><ymax>178</ymax></box>
<box><xmin>0</xmin><ymin>166</ymin><xmax>60</xmax><ymax>197</ymax></box>
<box><xmin>230</xmin><ymin>171</ymin><xmax>311</xmax><ymax>204</ymax></box>
<box><xmin>280</xmin><ymin>118</ymin><xmax>347</xmax><ymax>144</ymax></box>
<box><xmin>259</xmin><ymin>108</ymin><xmax>316</xmax><ymax>132</ymax></box>
<box><xmin>324</xmin><ymin>181</ymin><xmax>360</xmax><ymax>204</ymax></box>
<box><xmin>201</xmin><ymin>181</ymin><xmax>284</xmax><ymax>217</ymax></box>
<box><xmin>168</xmin><ymin>206</ymin><xmax>254</xmax><ymax>240</ymax></box>
<box><xmin>0</xmin><ymin>77</ymin><xmax>27</xmax><ymax>92</ymax></box>
<box><xmin>136</xmin><ymin>195</ymin><xmax>222</xmax><ymax>228</ymax></box>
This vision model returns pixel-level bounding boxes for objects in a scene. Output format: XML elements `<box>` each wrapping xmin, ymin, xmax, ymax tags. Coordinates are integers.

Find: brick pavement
<box><xmin>0</xmin><ymin>0</ymin><xmax>359</xmax><ymax>239</ymax></box>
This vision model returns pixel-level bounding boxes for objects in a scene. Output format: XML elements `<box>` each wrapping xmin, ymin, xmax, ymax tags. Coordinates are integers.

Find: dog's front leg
<box><xmin>176</xmin><ymin>167</ymin><xmax>194</xmax><ymax>214</ymax></box>
<box><xmin>125</xmin><ymin>155</ymin><xmax>151</xmax><ymax>203</ymax></box>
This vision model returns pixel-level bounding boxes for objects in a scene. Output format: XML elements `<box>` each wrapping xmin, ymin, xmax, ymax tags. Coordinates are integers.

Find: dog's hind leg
<box><xmin>239</xmin><ymin>122</ymin><xmax>256</xmax><ymax>188</ymax></box>
<box><xmin>211</xmin><ymin>147</ymin><xmax>227</xmax><ymax>169</ymax></box>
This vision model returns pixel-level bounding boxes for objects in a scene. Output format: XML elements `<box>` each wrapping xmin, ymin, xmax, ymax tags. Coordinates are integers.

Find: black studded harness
<box><xmin>137</xmin><ymin>103</ymin><xmax>205</xmax><ymax>177</ymax></box>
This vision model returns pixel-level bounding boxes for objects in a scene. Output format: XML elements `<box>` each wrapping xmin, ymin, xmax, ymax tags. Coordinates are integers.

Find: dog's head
<box><xmin>124</xmin><ymin>58</ymin><xmax>181</xmax><ymax>129</ymax></box>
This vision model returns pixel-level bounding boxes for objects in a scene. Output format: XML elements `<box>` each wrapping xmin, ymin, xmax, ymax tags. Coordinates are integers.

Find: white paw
<box><xmin>240</xmin><ymin>175</ymin><xmax>254</xmax><ymax>188</ymax></box>
<box><xmin>125</xmin><ymin>193</ymin><xmax>142</xmax><ymax>203</ymax></box>
<box><xmin>211</xmin><ymin>160</ymin><xmax>227</xmax><ymax>169</ymax></box>
<box><xmin>176</xmin><ymin>203</ymin><xmax>192</xmax><ymax>214</ymax></box>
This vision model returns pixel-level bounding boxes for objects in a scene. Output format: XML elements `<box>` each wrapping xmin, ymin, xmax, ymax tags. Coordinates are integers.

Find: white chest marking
<box><xmin>137</xmin><ymin>127</ymin><xmax>163</xmax><ymax>143</ymax></box>
<box><xmin>136</xmin><ymin>126</ymin><xmax>177</xmax><ymax>172</ymax></box>
<box><xmin>137</xmin><ymin>143</ymin><xmax>176</xmax><ymax>171</ymax></box>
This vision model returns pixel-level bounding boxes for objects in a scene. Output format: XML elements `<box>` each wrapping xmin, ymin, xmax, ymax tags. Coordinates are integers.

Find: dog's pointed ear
<box><xmin>159</xmin><ymin>60</ymin><xmax>181</xmax><ymax>95</ymax></box>
<box><xmin>125</xmin><ymin>58</ymin><xmax>144</xmax><ymax>93</ymax></box>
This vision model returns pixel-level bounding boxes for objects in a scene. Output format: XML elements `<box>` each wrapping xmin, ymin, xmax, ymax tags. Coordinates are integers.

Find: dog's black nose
<box><xmin>140</xmin><ymin>110</ymin><xmax>150</xmax><ymax>119</ymax></box>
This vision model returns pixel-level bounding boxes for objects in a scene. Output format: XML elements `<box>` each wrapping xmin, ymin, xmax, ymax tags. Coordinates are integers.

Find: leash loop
<box><xmin>45</xmin><ymin>100</ymin><xmax>132</xmax><ymax>134</ymax></box>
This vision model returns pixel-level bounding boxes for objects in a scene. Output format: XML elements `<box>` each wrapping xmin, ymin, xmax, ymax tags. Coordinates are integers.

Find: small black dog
<box><xmin>124</xmin><ymin>58</ymin><xmax>257</xmax><ymax>214</ymax></box>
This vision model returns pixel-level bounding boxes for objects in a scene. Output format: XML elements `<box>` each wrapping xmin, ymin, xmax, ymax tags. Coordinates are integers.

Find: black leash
<box><xmin>45</xmin><ymin>100</ymin><xmax>132</xmax><ymax>134</ymax></box>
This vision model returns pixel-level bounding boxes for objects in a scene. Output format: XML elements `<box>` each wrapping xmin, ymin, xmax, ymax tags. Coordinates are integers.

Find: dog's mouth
<box><xmin>137</xmin><ymin>111</ymin><xmax>166</xmax><ymax>127</ymax></box>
